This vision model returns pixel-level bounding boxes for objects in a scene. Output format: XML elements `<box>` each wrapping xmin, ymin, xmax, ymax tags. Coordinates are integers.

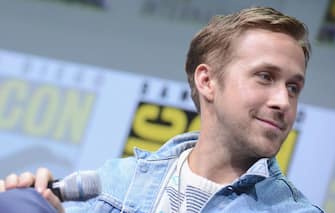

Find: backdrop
<box><xmin>0</xmin><ymin>49</ymin><xmax>334</xmax><ymax>210</ymax></box>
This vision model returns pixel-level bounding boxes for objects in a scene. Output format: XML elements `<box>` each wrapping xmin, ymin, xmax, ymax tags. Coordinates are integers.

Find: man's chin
<box><xmin>256</xmin><ymin>140</ymin><xmax>282</xmax><ymax>158</ymax></box>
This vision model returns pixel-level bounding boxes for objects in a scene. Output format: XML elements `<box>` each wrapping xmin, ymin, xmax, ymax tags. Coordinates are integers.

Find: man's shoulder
<box><xmin>255</xmin><ymin>175</ymin><xmax>324</xmax><ymax>212</ymax></box>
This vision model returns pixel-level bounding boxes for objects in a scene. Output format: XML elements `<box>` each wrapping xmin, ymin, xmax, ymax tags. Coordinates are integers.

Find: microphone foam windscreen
<box><xmin>61</xmin><ymin>171</ymin><xmax>101</xmax><ymax>201</ymax></box>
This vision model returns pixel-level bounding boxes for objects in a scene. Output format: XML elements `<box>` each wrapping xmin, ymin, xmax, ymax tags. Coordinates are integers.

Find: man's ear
<box><xmin>194</xmin><ymin>64</ymin><xmax>215</xmax><ymax>102</ymax></box>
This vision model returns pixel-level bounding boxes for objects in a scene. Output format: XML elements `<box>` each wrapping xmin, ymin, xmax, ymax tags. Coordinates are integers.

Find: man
<box><xmin>1</xmin><ymin>7</ymin><xmax>324</xmax><ymax>212</ymax></box>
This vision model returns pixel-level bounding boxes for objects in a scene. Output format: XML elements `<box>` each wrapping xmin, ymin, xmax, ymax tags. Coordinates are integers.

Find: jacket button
<box><xmin>140</xmin><ymin>164</ymin><xmax>148</xmax><ymax>173</ymax></box>
<box><xmin>227</xmin><ymin>186</ymin><xmax>234</xmax><ymax>191</ymax></box>
<box><xmin>129</xmin><ymin>202</ymin><xmax>135</xmax><ymax>208</ymax></box>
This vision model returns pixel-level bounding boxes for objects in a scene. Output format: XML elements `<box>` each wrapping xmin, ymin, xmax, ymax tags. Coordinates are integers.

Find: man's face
<box><xmin>210</xmin><ymin>29</ymin><xmax>306</xmax><ymax>158</ymax></box>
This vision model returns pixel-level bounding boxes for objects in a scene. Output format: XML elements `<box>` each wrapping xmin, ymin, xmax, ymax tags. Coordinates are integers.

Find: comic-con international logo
<box><xmin>0</xmin><ymin>77</ymin><xmax>96</xmax><ymax>144</ymax></box>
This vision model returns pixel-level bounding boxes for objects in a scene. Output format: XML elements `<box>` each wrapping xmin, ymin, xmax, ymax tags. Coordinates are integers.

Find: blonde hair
<box><xmin>185</xmin><ymin>7</ymin><xmax>311</xmax><ymax>112</ymax></box>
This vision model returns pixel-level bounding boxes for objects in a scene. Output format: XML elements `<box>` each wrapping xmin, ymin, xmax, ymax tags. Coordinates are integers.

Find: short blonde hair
<box><xmin>185</xmin><ymin>7</ymin><xmax>311</xmax><ymax>112</ymax></box>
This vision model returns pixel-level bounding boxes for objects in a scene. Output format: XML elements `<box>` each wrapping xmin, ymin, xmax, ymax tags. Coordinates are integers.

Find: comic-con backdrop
<box><xmin>0</xmin><ymin>49</ymin><xmax>334</xmax><ymax>211</ymax></box>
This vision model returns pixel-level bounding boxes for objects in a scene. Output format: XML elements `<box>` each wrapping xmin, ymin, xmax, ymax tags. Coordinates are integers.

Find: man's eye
<box><xmin>287</xmin><ymin>84</ymin><xmax>300</xmax><ymax>96</ymax></box>
<box><xmin>257</xmin><ymin>72</ymin><xmax>272</xmax><ymax>82</ymax></box>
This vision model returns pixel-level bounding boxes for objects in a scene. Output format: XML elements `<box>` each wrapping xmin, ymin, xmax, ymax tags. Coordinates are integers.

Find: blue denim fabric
<box><xmin>65</xmin><ymin>132</ymin><xmax>323</xmax><ymax>213</ymax></box>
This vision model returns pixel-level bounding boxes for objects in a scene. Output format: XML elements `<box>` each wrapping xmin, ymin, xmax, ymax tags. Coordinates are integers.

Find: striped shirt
<box><xmin>154</xmin><ymin>149</ymin><xmax>225</xmax><ymax>213</ymax></box>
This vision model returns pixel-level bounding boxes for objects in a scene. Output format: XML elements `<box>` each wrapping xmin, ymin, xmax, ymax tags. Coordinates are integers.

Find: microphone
<box><xmin>48</xmin><ymin>171</ymin><xmax>101</xmax><ymax>202</ymax></box>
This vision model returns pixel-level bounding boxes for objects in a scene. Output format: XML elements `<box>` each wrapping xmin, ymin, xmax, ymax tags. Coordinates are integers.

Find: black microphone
<box><xmin>47</xmin><ymin>171</ymin><xmax>101</xmax><ymax>202</ymax></box>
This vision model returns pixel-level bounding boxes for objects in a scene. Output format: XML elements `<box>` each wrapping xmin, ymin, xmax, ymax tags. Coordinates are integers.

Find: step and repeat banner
<box><xmin>0</xmin><ymin>49</ymin><xmax>334</xmax><ymax>210</ymax></box>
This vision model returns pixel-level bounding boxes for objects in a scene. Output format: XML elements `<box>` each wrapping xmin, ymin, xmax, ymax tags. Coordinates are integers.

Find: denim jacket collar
<box><xmin>134</xmin><ymin>131</ymin><xmax>199</xmax><ymax>160</ymax></box>
<box><xmin>133</xmin><ymin>131</ymin><xmax>281</xmax><ymax>179</ymax></box>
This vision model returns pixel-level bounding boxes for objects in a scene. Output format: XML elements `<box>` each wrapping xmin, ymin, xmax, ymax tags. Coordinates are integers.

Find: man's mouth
<box><xmin>255</xmin><ymin>117</ymin><xmax>286</xmax><ymax>131</ymax></box>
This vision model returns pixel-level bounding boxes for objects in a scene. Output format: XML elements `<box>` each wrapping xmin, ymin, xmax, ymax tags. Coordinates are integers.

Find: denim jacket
<box><xmin>65</xmin><ymin>132</ymin><xmax>323</xmax><ymax>212</ymax></box>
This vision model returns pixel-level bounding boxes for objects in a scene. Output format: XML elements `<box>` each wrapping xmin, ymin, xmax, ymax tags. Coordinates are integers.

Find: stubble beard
<box><xmin>231</xmin><ymin>118</ymin><xmax>288</xmax><ymax>159</ymax></box>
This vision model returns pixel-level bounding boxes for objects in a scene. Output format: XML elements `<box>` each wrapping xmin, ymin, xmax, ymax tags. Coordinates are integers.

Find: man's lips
<box><xmin>255</xmin><ymin>117</ymin><xmax>286</xmax><ymax>131</ymax></box>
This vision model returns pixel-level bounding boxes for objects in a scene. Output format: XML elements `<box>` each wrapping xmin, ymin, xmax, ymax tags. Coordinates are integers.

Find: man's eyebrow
<box><xmin>258</xmin><ymin>63</ymin><xmax>281</xmax><ymax>72</ymax></box>
<box><xmin>291</xmin><ymin>74</ymin><xmax>305</xmax><ymax>84</ymax></box>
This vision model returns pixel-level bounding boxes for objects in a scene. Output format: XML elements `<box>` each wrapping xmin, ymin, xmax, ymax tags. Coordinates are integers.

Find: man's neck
<box><xmin>188</xmin><ymin>133</ymin><xmax>257</xmax><ymax>185</ymax></box>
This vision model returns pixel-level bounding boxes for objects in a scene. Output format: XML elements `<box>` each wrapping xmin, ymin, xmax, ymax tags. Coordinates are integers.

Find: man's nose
<box><xmin>267</xmin><ymin>86</ymin><xmax>290</xmax><ymax>112</ymax></box>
